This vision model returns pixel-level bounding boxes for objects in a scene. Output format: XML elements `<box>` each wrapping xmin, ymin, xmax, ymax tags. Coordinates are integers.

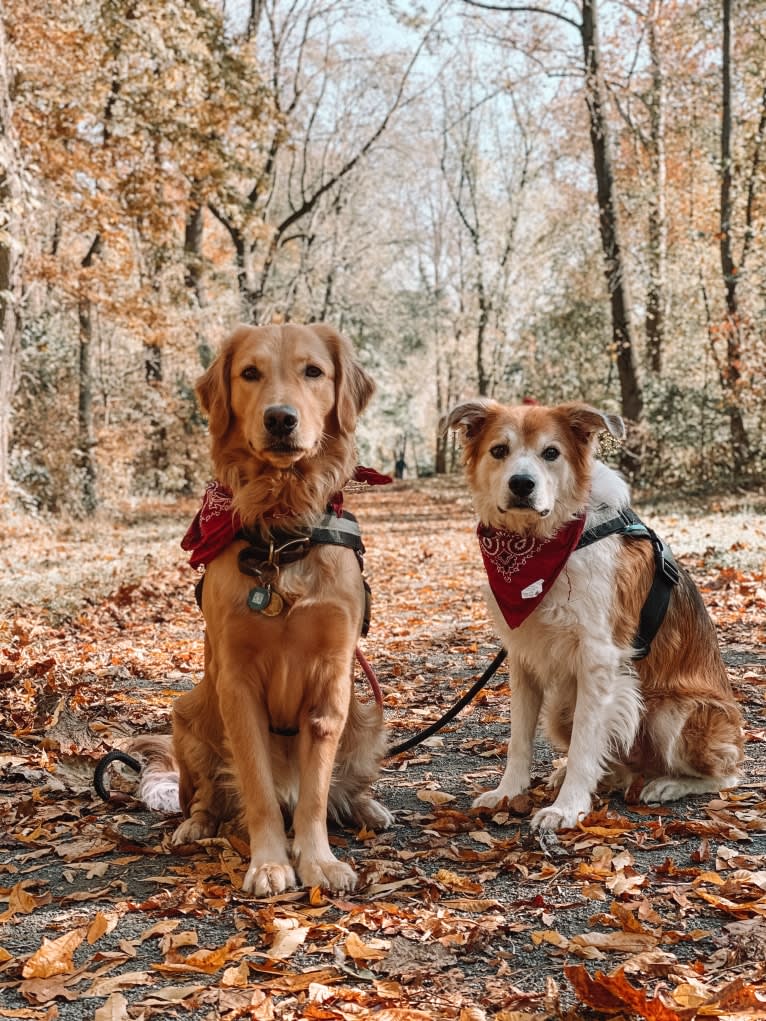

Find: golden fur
<box><xmin>448</xmin><ymin>398</ymin><xmax>744</xmax><ymax>830</ymax></box>
<box><xmin>136</xmin><ymin>323</ymin><xmax>391</xmax><ymax>895</ymax></box>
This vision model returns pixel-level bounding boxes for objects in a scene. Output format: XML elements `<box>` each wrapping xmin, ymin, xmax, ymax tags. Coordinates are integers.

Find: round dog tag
<box><xmin>261</xmin><ymin>591</ymin><xmax>284</xmax><ymax>616</ymax></box>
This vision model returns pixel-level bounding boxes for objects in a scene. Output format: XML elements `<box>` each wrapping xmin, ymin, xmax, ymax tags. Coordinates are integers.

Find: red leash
<box><xmin>355</xmin><ymin>647</ymin><xmax>383</xmax><ymax>707</ymax></box>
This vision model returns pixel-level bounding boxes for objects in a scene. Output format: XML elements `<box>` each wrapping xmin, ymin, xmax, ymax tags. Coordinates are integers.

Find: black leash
<box><xmin>93</xmin><ymin>749</ymin><xmax>142</xmax><ymax>802</ymax></box>
<box><xmin>386</xmin><ymin>646</ymin><xmax>508</xmax><ymax>757</ymax></box>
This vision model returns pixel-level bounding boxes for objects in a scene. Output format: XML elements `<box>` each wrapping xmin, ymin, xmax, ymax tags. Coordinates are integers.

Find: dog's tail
<box><xmin>131</xmin><ymin>736</ymin><xmax>181</xmax><ymax>813</ymax></box>
<box><xmin>94</xmin><ymin>736</ymin><xmax>181</xmax><ymax>814</ymax></box>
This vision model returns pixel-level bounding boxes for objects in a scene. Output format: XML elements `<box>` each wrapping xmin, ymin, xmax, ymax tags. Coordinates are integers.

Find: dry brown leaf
<box><xmin>267</xmin><ymin>925</ymin><xmax>309</xmax><ymax>961</ymax></box>
<box><xmin>93</xmin><ymin>992</ymin><xmax>130</xmax><ymax>1021</ymax></box>
<box><xmin>434</xmin><ymin>869</ymin><xmax>484</xmax><ymax>895</ymax></box>
<box><xmin>22</xmin><ymin>928</ymin><xmax>86</xmax><ymax>979</ymax></box>
<box><xmin>0</xmin><ymin>881</ymin><xmax>52</xmax><ymax>922</ymax></box>
<box><xmin>87</xmin><ymin>910</ymin><xmax>116</xmax><ymax>945</ymax></box>
<box><xmin>344</xmin><ymin>931</ymin><xmax>388</xmax><ymax>963</ymax></box>
<box><xmin>417</xmin><ymin>789</ymin><xmax>455</xmax><ymax>805</ymax></box>
<box><xmin>571</xmin><ymin>931</ymin><xmax>659</xmax><ymax>953</ymax></box>
<box><xmin>565</xmin><ymin>964</ymin><xmax>688</xmax><ymax>1019</ymax></box>
<box><xmin>87</xmin><ymin>971</ymin><xmax>151</xmax><ymax>997</ymax></box>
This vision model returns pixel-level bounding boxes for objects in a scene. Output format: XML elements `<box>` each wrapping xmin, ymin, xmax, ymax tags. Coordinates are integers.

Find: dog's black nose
<box><xmin>264</xmin><ymin>404</ymin><xmax>299</xmax><ymax>437</ymax></box>
<box><xmin>509</xmin><ymin>474</ymin><xmax>536</xmax><ymax>497</ymax></box>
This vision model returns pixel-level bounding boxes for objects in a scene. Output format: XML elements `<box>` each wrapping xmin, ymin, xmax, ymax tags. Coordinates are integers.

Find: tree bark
<box><xmin>645</xmin><ymin>0</ymin><xmax>666</xmax><ymax>375</ymax></box>
<box><xmin>77</xmin><ymin>235</ymin><xmax>101</xmax><ymax>514</ymax></box>
<box><xmin>0</xmin><ymin>8</ymin><xmax>22</xmax><ymax>499</ymax></box>
<box><xmin>719</xmin><ymin>0</ymin><xmax>750</xmax><ymax>474</ymax></box>
<box><xmin>581</xmin><ymin>0</ymin><xmax>643</xmax><ymax>427</ymax></box>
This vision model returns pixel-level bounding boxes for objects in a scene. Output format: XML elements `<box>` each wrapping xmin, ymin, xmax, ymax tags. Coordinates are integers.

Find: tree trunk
<box><xmin>0</xmin><ymin>9</ymin><xmax>22</xmax><ymax>499</ymax></box>
<box><xmin>184</xmin><ymin>202</ymin><xmax>207</xmax><ymax>309</ymax></box>
<box><xmin>581</xmin><ymin>0</ymin><xmax>643</xmax><ymax>428</ymax></box>
<box><xmin>475</xmin><ymin>275</ymin><xmax>490</xmax><ymax>396</ymax></box>
<box><xmin>645</xmin><ymin>0</ymin><xmax>667</xmax><ymax>376</ymax></box>
<box><xmin>77</xmin><ymin>236</ymin><xmax>101</xmax><ymax>515</ymax></box>
<box><xmin>719</xmin><ymin>0</ymin><xmax>750</xmax><ymax>475</ymax></box>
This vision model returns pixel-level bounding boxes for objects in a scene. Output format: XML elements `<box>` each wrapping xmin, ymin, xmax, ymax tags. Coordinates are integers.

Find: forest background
<box><xmin>1</xmin><ymin>0</ymin><xmax>765</xmax><ymax>515</ymax></box>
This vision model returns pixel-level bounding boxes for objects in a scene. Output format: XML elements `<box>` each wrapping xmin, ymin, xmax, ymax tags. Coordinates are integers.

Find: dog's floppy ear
<box><xmin>444</xmin><ymin>398</ymin><xmax>499</xmax><ymax>440</ymax></box>
<box><xmin>196</xmin><ymin>343</ymin><xmax>234</xmax><ymax>438</ymax></box>
<box><xmin>312</xmin><ymin>323</ymin><xmax>374</xmax><ymax>434</ymax></box>
<box><xmin>558</xmin><ymin>402</ymin><xmax>625</xmax><ymax>445</ymax></box>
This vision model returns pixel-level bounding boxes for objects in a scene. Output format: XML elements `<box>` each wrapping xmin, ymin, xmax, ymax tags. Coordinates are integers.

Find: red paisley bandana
<box><xmin>181</xmin><ymin>467</ymin><xmax>392</xmax><ymax>568</ymax></box>
<box><xmin>477</xmin><ymin>515</ymin><xmax>586</xmax><ymax>629</ymax></box>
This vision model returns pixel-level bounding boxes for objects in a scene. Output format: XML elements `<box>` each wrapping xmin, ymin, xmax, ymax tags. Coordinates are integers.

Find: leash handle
<box><xmin>93</xmin><ymin>750</ymin><xmax>142</xmax><ymax>801</ymax></box>
<box><xmin>386</xmin><ymin>647</ymin><xmax>508</xmax><ymax>758</ymax></box>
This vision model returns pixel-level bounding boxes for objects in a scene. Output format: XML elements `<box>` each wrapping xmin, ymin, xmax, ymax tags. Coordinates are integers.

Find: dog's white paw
<box><xmin>171</xmin><ymin>817</ymin><xmax>215</xmax><ymax>844</ymax></box>
<box><xmin>639</xmin><ymin>777</ymin><xmax>694</xmax><ymax>803</ymax></box>
<box><xmin>472</xmin><ymin>787</ymin><xmax>523</xmax><ymax>810</ymax></box>
<box><xmin>531</xmin><ymin>801</ymin><xmax>587</xmax><ymax>832</ymax></box>
<box><xmin>546</xmin><ymin>764</ymin><xmax>567</xmax><ymax>791</ymax></box>
<box><xmin>297</xmin><ymin>857</ymin><xmax>357</xmax><ymax>893</ymax></box>
<box><xmin>358</xmin><ymin>798</ymin><xmax>394</xmax><ymax>831</ymax></box>
<box><xmin>242</xmin><ymin>861</ymin><xmax>296</xmax><ymax>896</ymax></box>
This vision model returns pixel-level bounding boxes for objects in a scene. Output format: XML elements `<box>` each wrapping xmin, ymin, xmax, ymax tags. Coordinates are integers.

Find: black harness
<box><xmin>194</xmin><ymin>510</ymin><xmax>370</xmax><ymax>627</ymax></box>
<box><xmin>193</xmin><ymin>509</ymin><xmax>370</xmax><ymax>738</ymax></box>
<box><xmin>576</xmin><ymin>506</ymin><xmax>680</xmax><ymax>659</ymax></box>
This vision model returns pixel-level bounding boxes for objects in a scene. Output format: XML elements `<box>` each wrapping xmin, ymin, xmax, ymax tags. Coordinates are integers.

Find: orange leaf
<box><xmin>22</xmin><ymin>928</ymin><xmax>86</xmax><ymax>979</ymax></box>
<box><xmin>565</xmin><ymin>965</ymin><xmax>688</xmax><ymax>1020</ymax></box>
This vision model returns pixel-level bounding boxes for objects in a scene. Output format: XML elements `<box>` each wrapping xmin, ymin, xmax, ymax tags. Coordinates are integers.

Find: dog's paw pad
<box><xmin>242</xmin><ymin>862</ymin><xmax>296</xmax><ymax>896</ymax></box>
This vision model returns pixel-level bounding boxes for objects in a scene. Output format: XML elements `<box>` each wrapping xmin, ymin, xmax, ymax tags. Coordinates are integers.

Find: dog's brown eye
<box><xmin>542</xmin><ymin>446</ymin><xmax>560</xmax><ymax>461</ymax></box>
<box><xmin>304</xmin><ymin>365</ymin><xmax>323</xmax><ymax>379</ymax></box>
<box><xmin>242</xmin><ymin>366</ymin><xmax>261</xmax><ymax>381</ymax></box>
<box><xmin>490</xmin><ymin>444</ymin><xmax>509</xmax><ymax>460</ymax></box>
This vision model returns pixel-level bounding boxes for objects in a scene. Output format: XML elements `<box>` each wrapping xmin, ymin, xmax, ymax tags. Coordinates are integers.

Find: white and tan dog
<box><xmin>448</xmin><ymin>398</ymin><xmax>744</xmax><ymax>831</ymax></box>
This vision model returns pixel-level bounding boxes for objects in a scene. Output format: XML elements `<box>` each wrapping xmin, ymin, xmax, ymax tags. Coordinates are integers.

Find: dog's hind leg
<box><xmin>170</xmin><ymin>701</ymin><xmax>224</xmax><ymax>844</ymax></box>
<box><xmin>639</xmin><ymin>698</ymin><xmax>743</xmax><ymax>804</ymax></box>
<box><xmin>473</xmin><ymin>661</ymin><xmax>542</xmax><ymax>810</ymax></box>
<box><xmin>330</xmin><ymin>695</ymin><xmax>393</xmax><ymax>832</ymax></box>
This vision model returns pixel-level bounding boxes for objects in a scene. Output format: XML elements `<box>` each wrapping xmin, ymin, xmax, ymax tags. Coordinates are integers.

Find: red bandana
<box><xmin>477</xmin><ymin>516</ymin><xmax>586</xmax><ymax>629</ymax></box>
<box><xmin>181</xmin><ymin>467</ymin><xmax>392</xmax><ymax>569</ymax></box>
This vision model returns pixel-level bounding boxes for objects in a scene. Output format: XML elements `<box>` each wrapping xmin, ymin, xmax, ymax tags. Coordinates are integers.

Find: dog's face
<box><xmin>447</xmin><ymin>399</ymin><xmax>624</xmax><ymax>534</ymax></box>
<box><xmin>197</xmin><ymin>323</ymin><xmax>374</xmax><ymax>468</ymax></box>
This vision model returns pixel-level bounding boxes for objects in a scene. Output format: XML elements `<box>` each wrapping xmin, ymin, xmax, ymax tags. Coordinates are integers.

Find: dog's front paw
<box><xmin>171</xmin><ymin>817</ymin><xmax>215</xmax><ymax>844</ymax></box>
<box><xmin>472</xmin><ymin>786</ymin><xmax>523</xmax><ymax>810</ymax></box>
<box><xmin>242</xmin><ymin>861</ymin><xmax>296</xmax><ymax>896</ymax></box>
<box><xmin>298</xmin><ymin>857</ymin><xmax>357</xmax><ymax>893</ymax></box>
<box><xmin>531</xmin><ymin>801</ymin><xmax>587</xmax><ymax>831</ymax></box>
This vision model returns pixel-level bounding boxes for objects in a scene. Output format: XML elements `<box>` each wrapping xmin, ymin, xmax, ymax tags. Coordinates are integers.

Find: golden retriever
<box><xmin>447</xmin><ymin>398</ymin><xmax>744</xmax><ymax>830</ymax></box>
<box><xmin>135</xmin><ymin>323</ymin><xmax>392</xmax><ymax>895</ymax></box>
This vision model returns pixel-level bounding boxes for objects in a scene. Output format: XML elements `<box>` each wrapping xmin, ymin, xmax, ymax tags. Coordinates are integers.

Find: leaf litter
<box><xmin>1</xmin><ymin>478</ymin><xmax>765</xmax><ymax>1018</ymax></box>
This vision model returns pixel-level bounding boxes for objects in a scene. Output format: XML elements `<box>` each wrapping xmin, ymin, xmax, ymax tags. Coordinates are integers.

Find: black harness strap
<box><xmin>576</xmin><ymin>506</ymin><xmax>680</xmax><ymax>659</ymax></box>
